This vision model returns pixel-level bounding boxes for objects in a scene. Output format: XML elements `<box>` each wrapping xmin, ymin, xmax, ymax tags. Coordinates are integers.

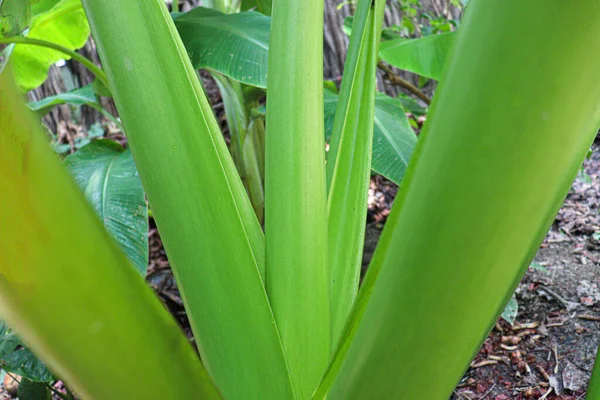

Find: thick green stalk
<box><xmin>265</xmin><ymin>0</ymin><xmax>329</xmax><ymax>397</ymax></box>
<box><xmin>326</xmin><ymin>1</ymin><xmax>600</xmax><ymax>398</ymax></box>
<box><xmin>0</xmin><ymin>72</ymin><xmax>220</xmax><ymax>400</ymax></box>
<box><xmin>80</xmin><ymin>1</ymin><xmax>294</xmax><ymax>399</ymax></box>
<box><xmin>327</xmin><ymin>0</ymin><xmax>386</xmax><ymax>345</ymax></box>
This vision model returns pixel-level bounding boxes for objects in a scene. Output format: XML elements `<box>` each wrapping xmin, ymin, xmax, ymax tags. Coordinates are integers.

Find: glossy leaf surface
<box><xmin>65</xmin><ymin>140</ymin><xmax>149</xmax><ymax>275</ymax></box>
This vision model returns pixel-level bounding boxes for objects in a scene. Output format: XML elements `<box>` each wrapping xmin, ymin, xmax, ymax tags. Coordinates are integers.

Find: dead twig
<box><xmin>539</xmin><ymin>387</ymin><xmax>553</xmax><ymax>400</ymax></box>
<box><xmin>578</xmin><ymin>314</ymin><xmax>600</xmax><ymax>321</ymax></box>
<box><xmin>539</xmin><ymin>285</ymin><xmax>579</xmax><ymax>311</ymax></box>
<box><xmin>470</xmin><ymin>360</ymin><xmax>498</xmax><ymax>369</ymax></box>
<box><xmin>377</xmin><ymin>61</ymin><xmax>432</xmax><ymax>105</ymax></box>
<box><xmin>478</xmin><ymin>384</ymin><xmax>495</xmax><ymax>399</ymax></box>
<box><xmin>536</xmin><ymin>365</ymin><xmax>551</xmax><ymax>381</ymax></box>
<box><xmin>512</xmin><ymin>322</ymin><xmax>539</xmax><ymax>331</ymax></box>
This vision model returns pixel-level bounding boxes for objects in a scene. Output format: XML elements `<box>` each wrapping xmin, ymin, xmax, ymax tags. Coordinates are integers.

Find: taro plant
<box><xmin>1</xmin><ymin>1</ymin><xmax>600</xmax><ymax>400</ymax></box>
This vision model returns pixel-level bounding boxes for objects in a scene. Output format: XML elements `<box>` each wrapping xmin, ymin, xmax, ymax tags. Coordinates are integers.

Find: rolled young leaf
<box><xmin>326</xmin><ymin>0</ymin><xmax>386</xmax><ymax>345</ymax></box>
<box><xmin>0</xmin><ymin>72</ymin><xmax>220</xmax><ymax>400</ymax></box>
<box><xmin>265</xmin><ymin>0</ymin><xmax>329</xmax><ymax>397</ymax></box>
<box><xmin>326</xmin><ymin>1</ymin><xmax>600</xmax><ymax>398</ymax></box>
<box><xmin>80</xmin><ymin>1</ymin><xmax>294</xmax><ymax>399</ymax></box>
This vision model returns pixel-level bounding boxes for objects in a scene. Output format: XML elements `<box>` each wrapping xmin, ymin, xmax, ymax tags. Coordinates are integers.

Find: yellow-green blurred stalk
<box><xmin>0</xmin><ymin>72</ymin><xmax>221</xmax><ymax>400</ymax></box>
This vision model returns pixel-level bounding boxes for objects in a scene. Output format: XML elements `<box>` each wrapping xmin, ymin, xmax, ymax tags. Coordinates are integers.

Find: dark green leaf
<box><xmin>501</xmin><ymin>295</ymin><xmax>518</xmax><ymax>325</ymax></box>
<box><xmin>30</xmin><ymin>0</ymin><xmax>61</xmax><ymax>17</ymax></box>
<box><xmin>27</xmin><ymin>84</ymin><xmax>98</xmax><ymax>117</ymax></box>
<box><xmin>175</xmin><ymin>7</ymin><xmax>269</xmax><ymax>88</ymax></box>
<box><xmin>241</xmin><ymin>0</ymin><xmax>272</xmax><ymax>14</ymax></box>
<box><xmin>17</xmin><ymin>379</ymin><xmax>52</xmax><ymax>400</ymax></box>
<box><xmin>0</xmin><ymin>322</ymin><xmax>53</xmax><ymax>383</ymax></box>
<box><xmin>379</xmin><ymin>31</ymin><xmax>456</xmax><ymax>80</ymax></box>
<box><xmin>64</xmin><ymin>140</ymin><xmax>149</xmax><ymax>275</ymax></box>
<box><xmin>91</xmin><ymin>77</ymin><xmax>112</xmax><ymax>98</ymax></box>
<box><xmin>398</xmin><ymin>94</ymin><xmax>427</xmax><ymax>116</ymax></box>
<box><xmin>0</xmin><ymin>0</ymin><xmax>30</xmax><ymax>37</ymax></box>
<box><xmin>325</xmin><ymin>90</ymin><xmax>418</xmax><ymax>185</ymax></box>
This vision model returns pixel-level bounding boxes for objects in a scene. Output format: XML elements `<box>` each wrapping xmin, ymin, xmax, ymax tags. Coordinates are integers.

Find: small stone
<box><xmin>3</xmin><ymin>373</ymin><xmax>20</xmax><ymax>397</ymax></box>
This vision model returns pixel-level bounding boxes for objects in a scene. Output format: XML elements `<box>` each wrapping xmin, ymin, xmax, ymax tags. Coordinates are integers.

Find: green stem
<box><xmin>87</xmin><ymin>102</ymin><xmax>124</xmax><ymax>131</ymax></box>
<box><xmin>0</xmin><ymin>36</ymin><xmax>110</xmax><ymax>89</ymax></box>
<box><xmin>172</xmin><ymin>0</ymin><xmax>179</xmax><ymax>12</ymax></box>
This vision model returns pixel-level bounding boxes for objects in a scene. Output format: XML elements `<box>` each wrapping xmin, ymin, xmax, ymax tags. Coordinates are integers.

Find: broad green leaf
<box><xmin>81</xmin><ymin>0</ymin><xmax>294</xmax><ymax>398</ymax></box>
<box><xmin>266</xmin><ymin>0</ymin><xmax>329</xmax><ymax>396</ymax></box>
<box><xmin>7</xmin><ymin>0</ymin><xmax>90</xmax><ymax>91</ymax></box>
<box><xmin>241</xmin><ymin>0</ymin><xmax>271</xmax><ymax>14</ymax></box>
<box><xmin>27</xmin><ymin>84</ymin><xmax>98</xmax><ymax>117</ymax></box>
<box><xmin>325</xmin><ymin>2</ymin><xmax>600</xmax><ymax>398</ymax></box>
<box><xmin>0</xmin><ymin>0</ymin><xmax>31</xmax><ymax>36</ymax></box>
<box><xmin>370</xmin><ymin>94</ymin><xmax>418</xmax><ymax>183</ymax></box>
<box><xmin>0</xmin><ymin>321</ymin><xmax>53</xmax><ymax>383</ymax></box>
<box><xmin>501</xmin><ymin>295</ymin><xmax>518</xmax><ymax>325</ymax></box>
<box><xmin>0</xmin><ymin>72</ymin><xmax>220</xmax><ymax>399</ymax></box>
<box><xmin>64</xmin><ymin>140</ymin><xmax>149</xmax><ymax>275</ymax></box>
<box><xmin>326</xmin><ymin>0</ymin><xmax>386</xmax><ymax>344</ymax></box>
<box><xmin>30</xmin><ymin>0</ymin><xmax>62</xmax><ymax>17</ymax></box>
<box><xmin>175</xmin><ymin>7</ymin><xmax>269</xmax><ymax>88</ymax></box>
<box><xmin>324</xmin><ymin>91</ymin><xmax>418</xmax><ymax>185</ymax></box>
<box><xmin>379</xmin><ymin>31</ymin><xmax>456</xmax><ymax>80</ymax></box>
<box><xmin>17</xmin><ymin>379</ymin><xmax>51</xmax><ymax>400</ymax></box>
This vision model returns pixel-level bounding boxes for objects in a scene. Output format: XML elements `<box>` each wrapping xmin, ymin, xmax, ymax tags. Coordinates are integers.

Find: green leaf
<box><xmin>0</xmin><ymin>0</ymin><xmax>31</xmax><ymax>37</ymax></box>
<box><xmin>241</xmin><ymin>0</ymin><xmax>271</xmax><ymax>14</ymax></box>
<box><xmin>530</xmin><ymin>261</ymin><xmax>548</xmax><ymax>273</ymax></box>
<box><xmin>30</xmin><ymin>0</ymin><xmax>61</xmax><ymax>17</ymax></box>
<box><xmin>265</xmin><ymin>0</ymin><xmax>329</xmax><ymax>396</ymax></box>
<box><xmin>379</xmin><ymin>31</ymin><xmax>456</xmax><ymax>80</ymax></box>
<box><xmin>326</xmin><ymin>0</ymin><xmax>386</xmax><ymax>344</ymax></box>
<box><xmin>501</xmin><ymin>295</ymin><xmax>518</xmax><ymax>325</ymax></box>
<box><xmin>81</xmin><ymin>0</ymin><xmax>293</xmax><ymax>398</ymax></box>
<box><xmin>64</xmin><ymin>140</ymin><xmax>149</xmax><ymax>275</ymax></box>
<box><xmin>588</xmin><ymin>350</ymin><xmax>600</xmax><ymax>398</ymax></box>
<box><xmin>324</xmin><ymin>91</ymin><xmax>418</xmax><ymax>185</ymax></box>
<box><xmin>0</xmin><ymin>322</ymin><xmax>53</xmax><ymax>383</ymax></box>
<box><xmin>319</xmin><ymin>1</ymin><xmax>600</xmax><ymax>398</ymax></box>
<box><xmin>0</xmin><ymin>73</ymin><xmax>220</xmax><ymax>400</ymax></box>
<box><xmin>27</xmin><ymin>84</ymin><xmax>98</xmax><ymax>117</ymax></box>
<box><xmin>175</xmin><ymin>7</ymin><xmax>269</xmax><ymax>88</ymax></box>
<box><xmin>17</xmin><ymin>379</ymin><xmax>52</xmax><ymax>400</ymax></box>
<box><xmin>6</xmin><ymin>0</ymin><xmax>90</xmax><ymax>91</ymax></box>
